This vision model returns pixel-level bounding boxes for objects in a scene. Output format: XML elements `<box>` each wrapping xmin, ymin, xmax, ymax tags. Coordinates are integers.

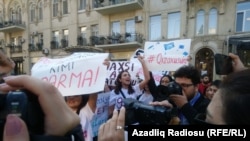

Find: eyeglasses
<box><xmin>179</xmin><ymin>83</ymin><xmax>194</xmax><ymax>88</ymax></box>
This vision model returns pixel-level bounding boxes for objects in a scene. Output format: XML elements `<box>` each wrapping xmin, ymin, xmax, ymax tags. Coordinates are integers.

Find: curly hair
<box><xmin>113</xmin><ymin>70</ymin><xmax>135</xmax><ymax>95</ymax></box>
<box><xmin>173</xmin><ymin>65</ymin><xmax>200</xmax><ymax>85</ymax></box>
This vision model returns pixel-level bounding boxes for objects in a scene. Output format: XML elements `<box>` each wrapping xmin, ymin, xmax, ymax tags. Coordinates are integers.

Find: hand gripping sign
<box><xmin>31</xmin><ymin>52</ymin><xmax>109</xmax><ymax>96</ymax></box>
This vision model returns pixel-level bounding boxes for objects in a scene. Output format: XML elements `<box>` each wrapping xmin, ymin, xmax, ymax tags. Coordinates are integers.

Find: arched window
<box><xmin>17</xmin><ymin>7</ymin><xmax>22</xmax><ymax>24</ymax></box>
<box><xmin>10</xmin><ymin>8</ymin><xmax>16</xmax><ymax>22</ymax></box>
<box><xmin>30</xmin><ymin>5</ymin><xmax>36</xmax><ymax>22</ymax></box>
<box><xmin>196</xmin><ymin>10</ymin><xmax>205</xmax><ymax>35</ymax></box>
<box><xmin>208</xmin><ymin>8</ymin><xmax>217</xmax><ymax>34</ymax></box>
<box><xmin>38</xmin><ymin>1</ymin><xmax>43</xmax><ymax>20</ymax></box>
<box><xmin>53</xmin><ymin>0</ymin><xmax>59</xmax><ymax>17</ymax></box>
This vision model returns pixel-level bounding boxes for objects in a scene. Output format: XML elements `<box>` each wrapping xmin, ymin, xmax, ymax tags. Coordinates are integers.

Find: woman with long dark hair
<box><xmin>108</xmin><ymin>55</ymin><xmax>150</xmax><ymax>117</ymax></box>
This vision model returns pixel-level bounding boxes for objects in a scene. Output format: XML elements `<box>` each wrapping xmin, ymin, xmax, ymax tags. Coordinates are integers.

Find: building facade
<box><xmin>0</xmin><ymin>0</ymin><xmax>249</xmax><ymax>80</ymax></box>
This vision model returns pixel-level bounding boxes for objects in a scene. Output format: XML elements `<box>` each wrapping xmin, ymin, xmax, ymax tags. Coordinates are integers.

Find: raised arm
<box><xmin>137</xmin><ymin>55</ymin><xmax>150</xmax><ymax>90</ymax></box>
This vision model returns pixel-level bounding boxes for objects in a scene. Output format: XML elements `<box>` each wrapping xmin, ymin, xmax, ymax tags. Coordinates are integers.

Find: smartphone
<box><xmin>214</xmin><ymin>53</ymin><xmax>233</xmax><ymax>75</ymax></box>
<box><xmin>134</xmin><ymin>49</ymin><xmax>144</xmax><ymax>58</ymax></box>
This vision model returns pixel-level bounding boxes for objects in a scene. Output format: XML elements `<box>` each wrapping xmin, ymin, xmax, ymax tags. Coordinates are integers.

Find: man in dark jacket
<box><xmin>151</xmin><ymin>65</ymin><xmax>210</xmax><ymax>125</ymax></box>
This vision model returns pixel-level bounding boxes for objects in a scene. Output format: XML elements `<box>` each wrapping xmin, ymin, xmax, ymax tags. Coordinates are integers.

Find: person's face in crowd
<box><xmin>205</xmin><ymin>85</ymin><xmax>218</xmax><ymax>100</ymax></box>
<box><xmin>119</xmin><ymin>71</ymin><xmax>131</xmax><ymax>86</ymax></box>
<box><xmin>202</xmin><ymin>76</ymin><xmax>210</xmax><ymax>84</ymax></box>
<box><xmin>205</xmin><ymin>90</ymin><xmax>225</xmax><ymax>124</ymax></box>
<box><xmin>175</xmin><ymin>77</ymin><xmax>197</xmax><ymax>100</ymax></box>
<box><xmin>65</xmin><ymin>95</ymin><xmax>82</xmax><ymax>111</ymax></box>
<box><xmin>160</xmin><ymin>76</ymin><xmax>171</xmax><ymax>86</ymax></box>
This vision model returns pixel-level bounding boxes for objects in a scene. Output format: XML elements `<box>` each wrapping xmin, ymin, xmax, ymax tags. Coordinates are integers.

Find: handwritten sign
<box><xmin>106</xmin><ymin>60</ymin><xmax>143</xmax><ymax>86</ymax></box>
<box><xmin>144</xmin><ymin>39</ymin><xmax>191</xmax><ymax>71</ymax></box>
<box><xmin>31</xmin><ymin>52</ymin><xmax>109</xmax><ymax>96</ymax></box>
<box><xmin>91</xmin><ymin>92</ymin><xmax>110</xmax><ymax>137</ymax></box>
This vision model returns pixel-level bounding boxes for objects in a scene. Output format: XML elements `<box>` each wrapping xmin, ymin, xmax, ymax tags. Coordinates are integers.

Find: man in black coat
<box><xmin>151</xmin><ymin>65</ymin><xmax>210</xmax><ymax>125</ymax></box>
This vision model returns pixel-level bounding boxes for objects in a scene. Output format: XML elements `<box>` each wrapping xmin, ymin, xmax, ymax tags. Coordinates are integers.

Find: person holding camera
<box><xmin>150</xmin><ymin>53</ymin><xmax>247</xmax><ymax>125</ymax></box>
<box><xmin>95</xmin><ymin>53</ymin><xmax>249</xmax><ymax>141</ymax></box>
<box><xmin>0</xmin><ymin>75</ymin><xmax>83</xmax><ymax>141</ymax></box>
<box><xmin>0</xmin><ymin>50</ymin><xmax>83</xmax><ymax>141</ymax></box>
<box><xmin>151</xmin><ymin>65</ymin><xmax>210</xmax><ymax>125</ymax></box>
<box><xmin>152</xmin><ymin>74</ymin><xmax>174</xmax><ymax>101</ymax></box>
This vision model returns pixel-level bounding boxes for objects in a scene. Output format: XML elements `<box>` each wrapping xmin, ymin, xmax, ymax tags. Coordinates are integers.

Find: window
<box><xmin>18</xmin><ymin>36</ymin><xmax>22</xmax><ymax>45</ymax></box>
<box><xmin>17</xmin><ymin>7</ymin><xmax>22</xmax><ymax>24</ymax></box>
<box><xmin>38</xmin><ymin>1</ymin><xmax>43</xmax><ymax>20</ymax></box>
<box><xmin>10</xmin><ymin>8</ymin><xmax>16</xmax><ymax>22</ymax></box>
<box><xmin>30</xmin><ymin>36</ymin><xmax>34</xmax><ymax>45</ymax></box>
<box><xmin>149</xmin><ymin>15</ymin><xmax>161</xmax><ymax>40</ymax></box>
<box><xmin>53</xmin><ymin>0</ymin><xmax>59</xmax><ymax>17</ymax></box>
<box><xmin>63</xmin><ymin>0</ymin><xmax>68</xmax><ymax>14</ymax></box>
<box><xmin>236</xmin><ymin>1</ymin><xmax>250</xmax><ymax>32</ymax></box>
<box><xmin>208</xmin><ymin>8</ymin><xmax>217</xmax><ymax>34</ymax></box>
<box><xmin>168</xmin><ymin>12</ymin><xmax>181</xmax><ymax>39</ymax></box>
<box><xmin>196</xmin><ymin>10</ymin><xmax>205</xmax><ymax>35</ymax></box>
<box><xmin>30</xmin><ymin>5</ymin><xmax>36</xmax><ymax>22</ymax></box>
<box><xmin>37</xmin><ymin>33</ymin><xmax>43</xmax><ymax>49</ymax></box>
<box><xmin>0</xmin><ymin>11</ymin><xmax>3</xmax><ymax>23</ymax></box>
<box><xmin>91</xmin><ymin>25</ymin><xmax>99</xmax><ymax>36</ymax></box>
<box><xmin>29</xmin><ymin>35</ymin><xmax>35</xmax><ymax>51</ymax></box>
<box><xmin>52</xmin><ymin>31</ymin><xmax>59</xmax><ymax>48</ymax></box>
<box><xmin>80</xmin><ymin>26</ymin><xmax>87</xmax><ymax>38</ymax></box>
<box><xmin>111</xmin><ymin>21</ymin><xmax>120</xmax><ymax>35</ymax></box>
<box><xmin>62</xmin><ymin>29</ymin><xmax>69</xmax><ymax>47</ymax></box>
<box><xmin>78</xmin><ymin>27</ymin><xmax>87</xmax><ymax>45</ymax></box>
<box><xmin>63</xmin><ymin>29</ymin><xmax>69</xmax><ymax>40</ymax></box>
<box><xmin>90</xmin><ymin>25</ymin><xmax>99</xmax><ymax>45</ymax></box>
<box><xmin>13</xmin><ymin>59</ymin><xmax>24</xmax><ymax>75</ymax></box>
<box><xmin>125</xmin><ymin>19</ymin><xmax>135</xmax><ymax>41</ymax></box>
<box><xmin>13</xmin><ymin>37</ymin><xmax>18</xmax><ymax>46</ymax></box>
<box><xmin>79</xmin><ymin>0</ymin><xmax>86</xmax><ymax>10</ymax></box>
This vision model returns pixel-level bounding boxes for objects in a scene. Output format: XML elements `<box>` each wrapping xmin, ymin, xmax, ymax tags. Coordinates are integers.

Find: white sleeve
<box><xmin>133</xmin><ymin>84</ymin><xmax>143</xmax><ymax>97</ymax></box>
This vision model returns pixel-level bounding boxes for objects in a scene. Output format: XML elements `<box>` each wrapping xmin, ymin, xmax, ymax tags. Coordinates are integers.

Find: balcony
<box><xmin>94</xmin><ymin>32</ymin><xmax>143</xmax><ymax>50</ymax></box>
<box><xmin>9</xmin><ymin>45</ymin><xmax>23</xmax><ymax>53</ymax></box>
<box><xmin>50</xmin><ymin>40</ymin><xmax>59</xmax><ymax>49</ymax></box>
<box><xmin>61</xmin><ymin>39</ymin><xmax>69</xmax><ymax>48</ymax></box>
<box><xmin>77</xmin><ymin>36</ymin><xmax>88</xmax><ymax>46</ymax></box>
<box><xmin>0</xmin><ymin>21</ymin><xmax>25</xmax><ymax>32</ymax></box>
<box><xmin>64</xmin><ymin>45</ymin><xmax>103</xmax><ymax>53</ymax></box>
<box><xmin>29</xmin><ymin>43</ymin><xmax>43</xmax><ymax>52</ymax></box>
<box><xmin>63</xmin><ymin>37</ymin><xmax>103</xmax><ymax>53</ymax></box>
<box><xmin>95</xmin><ymin>0</ymin><xmax>144</xmax><ymax>15</ymax></box>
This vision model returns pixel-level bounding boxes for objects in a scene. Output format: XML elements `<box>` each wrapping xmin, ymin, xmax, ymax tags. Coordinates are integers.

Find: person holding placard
<box><xmin>108</xmin><ymin>55</ymin><xmax>150</xmax><ymax>117</ymax></box>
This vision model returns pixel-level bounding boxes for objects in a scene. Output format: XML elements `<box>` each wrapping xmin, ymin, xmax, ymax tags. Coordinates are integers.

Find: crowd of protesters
<box><xmin>0</xmin><ymin>51</ymin><xmax>249</xmax><ymax>141</ymax></box>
